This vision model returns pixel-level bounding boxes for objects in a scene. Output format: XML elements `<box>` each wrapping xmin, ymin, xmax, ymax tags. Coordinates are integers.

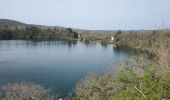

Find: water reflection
<box><xmin>113</xmin><ymin>45</ymin><xmax>135</xmax><ymax>56</ymax></box>
<box><xmin>100</xmin><ymin>43</ymin><xmax>108</xmax><ymax>49</ymax></box>
<box><xmin>0</xmin><ymin>40</ymin><xmax>79</xmax><ymax>50</ymax></box>
<box><xmin>83</xmin><ymin>41</ymin><xmax>97</xmax><ymax>48</ymax></box>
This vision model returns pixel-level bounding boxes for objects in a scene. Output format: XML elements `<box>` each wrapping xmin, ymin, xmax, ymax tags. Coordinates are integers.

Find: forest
<box><xmin>0</xmin><ymin>25</ymin><xmax>78</xmax><ymax>40</ymax></box>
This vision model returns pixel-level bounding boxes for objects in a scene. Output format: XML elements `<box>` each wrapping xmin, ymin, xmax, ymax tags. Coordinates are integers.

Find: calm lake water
<box><xmin>0</xmin><ymin>40</ymin><xmax>133</xmax><ymax>96</ymax></box>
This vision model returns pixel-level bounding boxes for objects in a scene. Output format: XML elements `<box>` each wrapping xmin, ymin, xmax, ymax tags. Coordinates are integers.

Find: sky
<box><xmin>0</xmin><ymin>0</ymin><xmax>170</xmax><ymax>30</ymax></box>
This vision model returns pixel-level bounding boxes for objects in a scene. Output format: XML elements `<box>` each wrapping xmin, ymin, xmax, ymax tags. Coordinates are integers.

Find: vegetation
<box><xmin>74</xmin><ymin>56</ymin><xmax>170</xmax><ymax>100</ymax></box>
<box><xmin>0</xmin><ymin>26</ymin><xmax>78</xmax><ymax>40</ymax></box>
<box><xmin>1</xmin><ymin>56</ymin><xmax>169</xmax><ymax>100</ymax></box>
<box><xmin>0</xmin><ymin>82</ymin><xmax>55</xmax><ymax>100</ymax></box>
<box><xmin>74</xmin><ymin>30</ymin><xmax>170</xmax><ymax>100</ymax></box>
<box><xmin>114</xmin><ymin>29</ymin><xmax>170</xmax><ymax>72</ymax></box>
<box><xmin>79</xmin><ymin>30</ymin><xmax>114</xmax><ymax>42</ymax></box>
<box><xmin>1</xmin><ymin>19</ymin><xmax>170</xmax><ymax>99</ymax></box>
<box><xmin>114</xmin><ymin>30</ymin><xmax>170</xmax><ymax>51</ymax></box>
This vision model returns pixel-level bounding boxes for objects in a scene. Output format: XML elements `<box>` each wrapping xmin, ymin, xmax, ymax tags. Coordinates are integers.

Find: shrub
<box><xmin>0</xmin><ymin>82</ymin><xmax>55</xmax><ymax>100</ymax></box>
<box><xmin>74</xmin><ymin>57</ymin><xmax>170</xmax><ymax>100</ymax></box>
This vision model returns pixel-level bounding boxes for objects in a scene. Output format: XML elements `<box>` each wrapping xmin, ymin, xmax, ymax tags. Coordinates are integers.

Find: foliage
<box><xmin>115</xmin><ymin>29</ymin><xmax>170</xmax><ymax>72</ymax></box>
<box><xmin>0</xmin><ymin>26</ymin><xmax>78</xmax><ymax>40</ymax></box>
<box><xmin>115</xmin><ymin>30</ymin><xmax>170</xmax><ymax>51</ymax></box>
<box><xmin>115</xmin><ymin>58</ymin><xmax>170</xmax><ymax>100</ymax></box>
<box><xmin>74</xmin><ymin>57</ymin><xmax>170</xmax><ymax>100</ymax></box>
<box><xmin>0</xmin><ymin>82</ymin><xmax>55</xmax><ymax>100</ymax></box>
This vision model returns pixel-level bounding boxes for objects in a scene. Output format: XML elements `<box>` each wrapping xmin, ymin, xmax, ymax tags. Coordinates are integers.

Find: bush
<box><xmin>74</xmin><ymin>57</ymin><xmax>170</xmax><ymax>100</ymax></box>
<box><xmin>0</xmin><ymin>82</ymin><xmax>55</xmax><ymax>100</ymax></box>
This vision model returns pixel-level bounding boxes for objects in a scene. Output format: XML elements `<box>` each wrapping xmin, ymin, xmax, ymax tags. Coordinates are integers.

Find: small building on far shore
<box><xmin>78</xmin><ymin>33</ymin><xmax>81</xmax><ymax>38</ymax></box>
<box><xmin>111</xmin><ymin>36</ymin><xmax>115</xmax><ymax>41</ymax></box>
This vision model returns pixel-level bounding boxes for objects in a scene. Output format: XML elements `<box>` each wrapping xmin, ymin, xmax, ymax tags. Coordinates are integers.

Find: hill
<box><xmin>0</xmin><ymin>19</ymin><xmax>26</xmax><ymax>26</ymax></box>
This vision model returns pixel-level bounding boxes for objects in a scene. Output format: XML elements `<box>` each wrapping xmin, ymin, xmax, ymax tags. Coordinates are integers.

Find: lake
<box><xmin>0</xmin><ymin>40</ymin><xmax>133</xmax><ymax>97</ymax></box>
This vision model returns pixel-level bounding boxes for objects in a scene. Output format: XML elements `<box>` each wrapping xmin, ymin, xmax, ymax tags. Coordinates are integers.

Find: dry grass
<box><xmin>153</xmin><ymin>41</ymin><xmax>170</xmax><ymax>74</ymax></box>
<box><xmin>0</xmin><ymin>82</ymin><xmax>55</xmax><ymax>100</ymax></box>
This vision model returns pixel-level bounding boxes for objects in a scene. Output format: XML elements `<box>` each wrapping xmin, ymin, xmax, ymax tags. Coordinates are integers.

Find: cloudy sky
<box><xmin>0</xmin><ymin>0</ymin><xmax>170</xmax><ymax>30</ymax></box>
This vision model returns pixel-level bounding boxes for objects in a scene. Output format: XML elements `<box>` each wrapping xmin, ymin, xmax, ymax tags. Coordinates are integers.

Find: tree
<box><xmin>66</xmin><ymin>28</ymin><xmax>73</xmax><ymax>33</ymax></box>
